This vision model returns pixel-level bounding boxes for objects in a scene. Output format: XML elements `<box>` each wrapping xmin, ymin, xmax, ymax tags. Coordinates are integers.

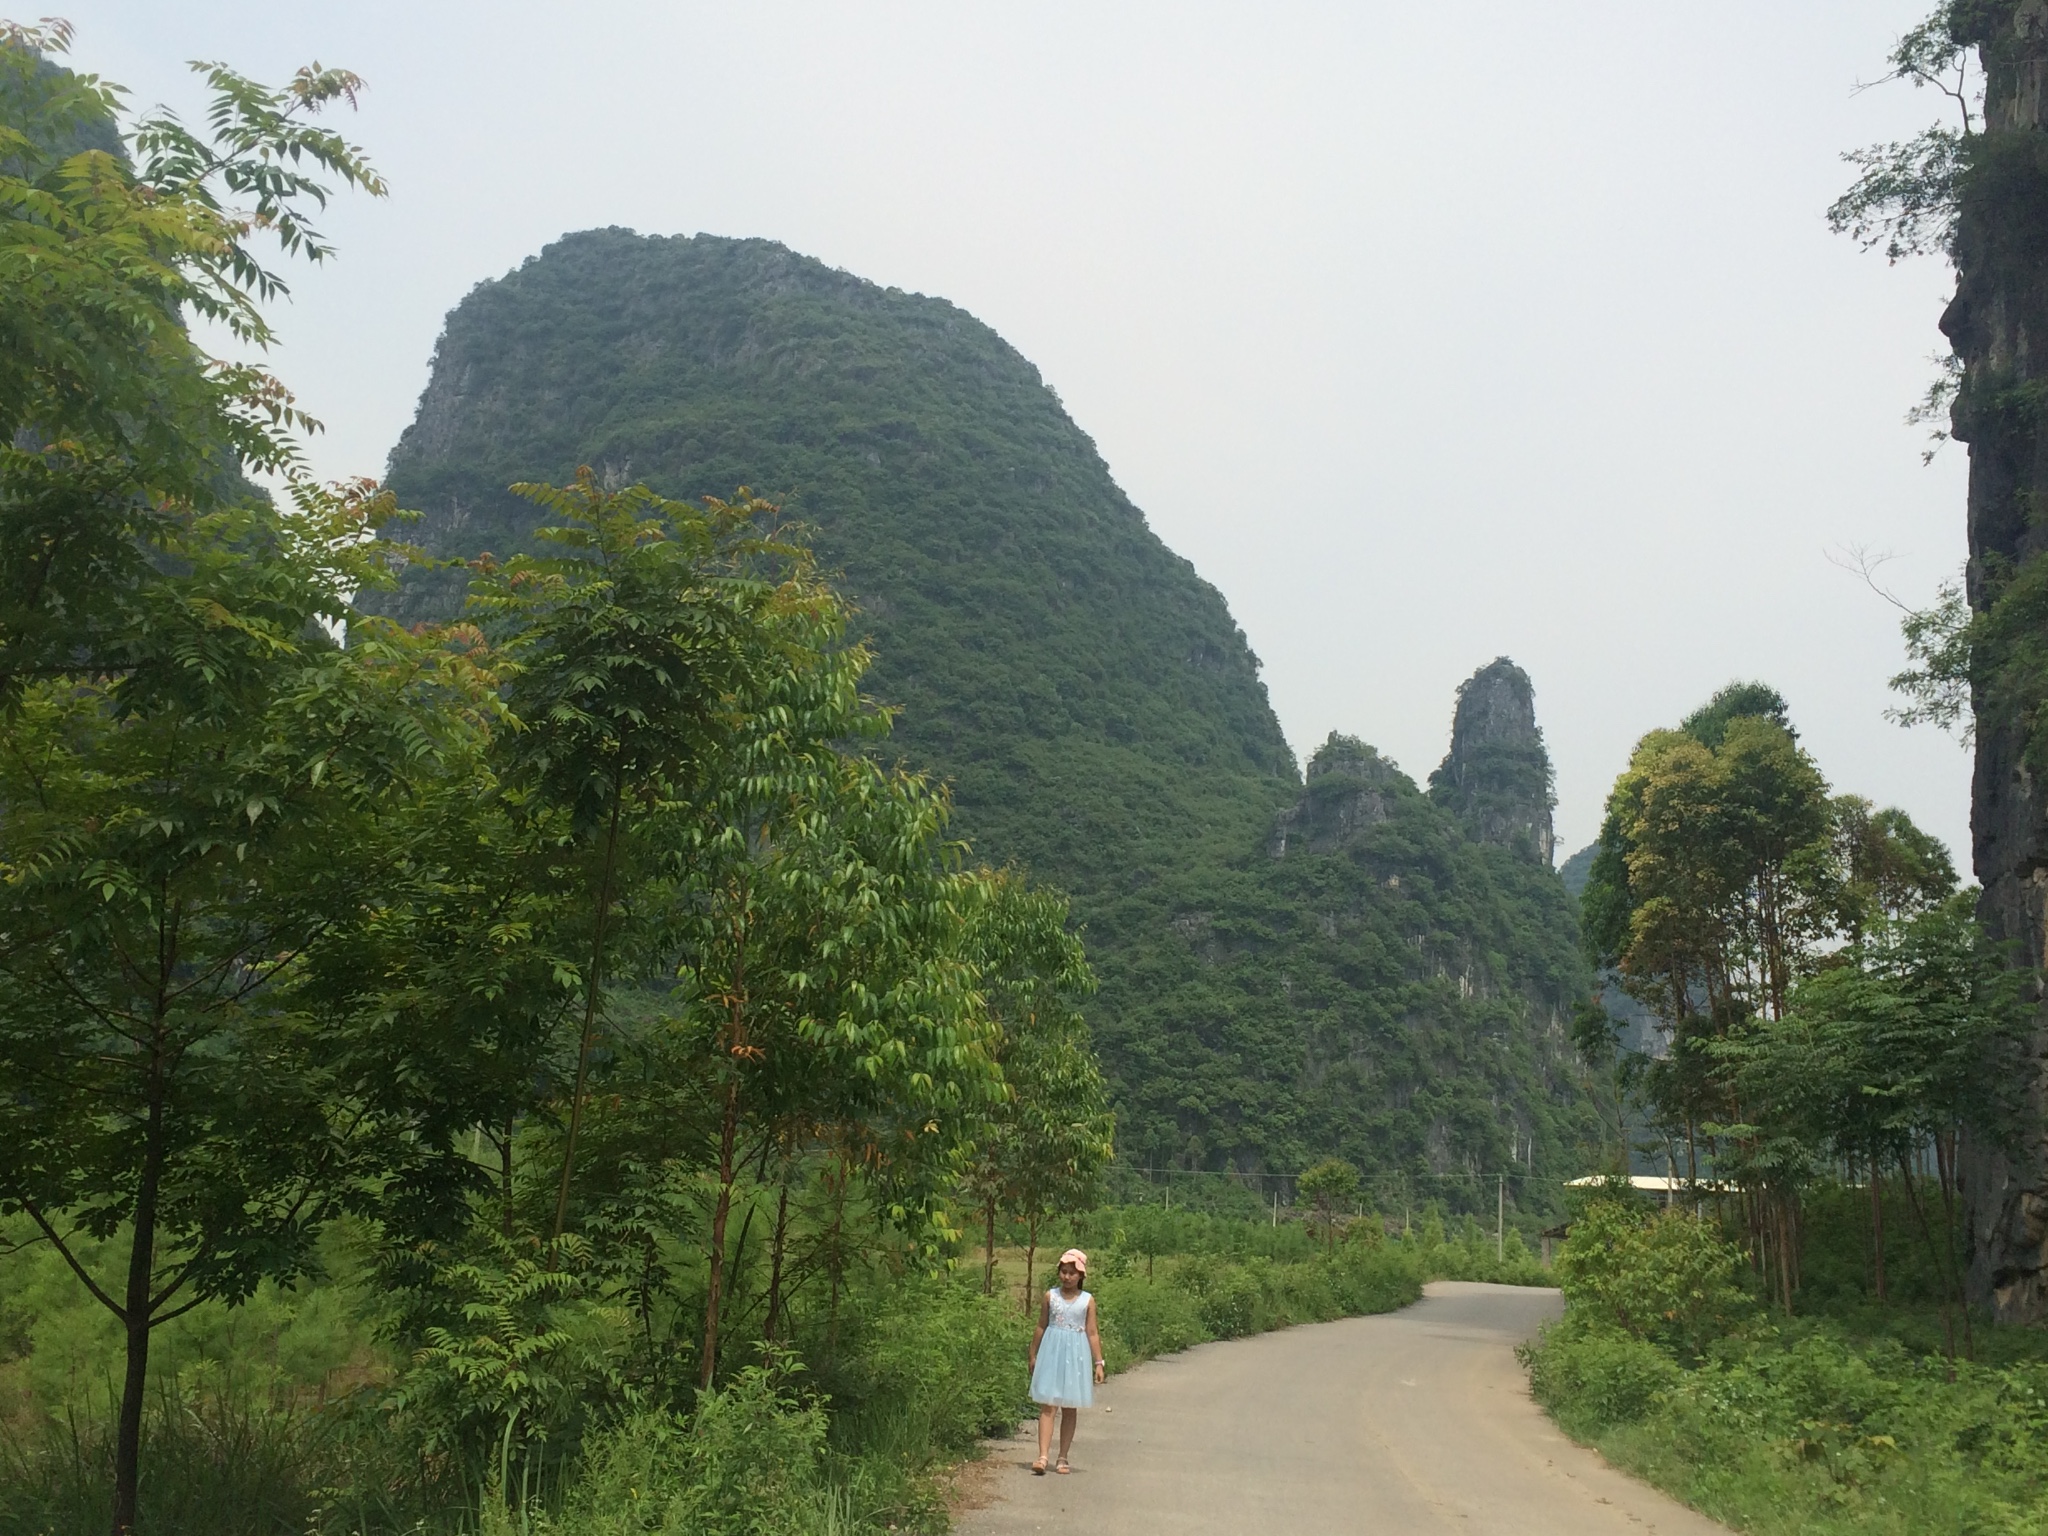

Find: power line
<box><xmin>1120</xmin><ymin>1167</ymin><xmax>1557</xmax><ymax>1183</ymax></box>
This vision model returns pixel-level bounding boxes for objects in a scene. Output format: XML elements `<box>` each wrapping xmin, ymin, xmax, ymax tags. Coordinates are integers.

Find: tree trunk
<box><xmin>552</xmin><ymin>789</ymin><xmax>625</xmax><ymax>1243</ymax></box>
<box><xmin>983</xmin><ymin>1197</ymin><xmax>998</xmax><ymax>1297</ymax></box>
<box><xmin>499</xmin><ymin>1113</ymin><xmax>517</xmax><ymax>1240</ymax></box>
<box><xmin>1769</xmin><ymin>1194</ymin><xmax>1791</xmax><ymax>1316</ymax></box>
<box><xmin>1869</xmin><ymin>1151</ymin><xmax>1887</xmax><ymax>1306</ymax></box>
<box><xmin>1938</xmin><ymin>1129</ymin><xmax>1975</xmax><ymax>1360</ymax></box>
<box><xmin>113</xmin><ymin>1310</ymin><xmax>149</xmax><ymax>1536</ymax></box>
<box><xmin>1022</xmin><ymin>1216</ymin><xmax>1039</xmax><ymax>1316</ymax></box>
<box><xmin>112</xmin><ymin>1040</ymin><xmax>171</xmax><ymax>1536</ymax></box>
<box><xmin>699</xmin><ymin>1078</ymin><xmax>741</xmax><ymax>1390</ymax></box>
<box><xmin>765</xmin><ymin>1173</ymin><xmax>792</xmax><ymax>1343</ymax></box>
<box><xmin>824</xmin><ymin>1159</ymin><xmax>848</xmax><ymax>1357</ymax></box>
<box><xmin>1949</xmin><ymin>2</ymin><xmax>2048</xmax><ymax>1323</ymax></box>
<box><xmin>1900</xmin><ymin>1148</ymin><xmax>1958</xmax><ymax>1370</ymax></box>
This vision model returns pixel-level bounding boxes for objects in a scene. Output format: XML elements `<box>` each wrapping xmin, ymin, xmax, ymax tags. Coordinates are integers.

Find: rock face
<box><xmin>1427</xmin><ymin>658</ymin><xmax>1556</xmax><ymax>865</ymax></box>
<box><xmin>1941</xmin><ymin>3</ymin><xmax>2048</xmax><ymax>1327</ymax></box>
<box><xmin>1947</xmin><ymin>6</ymin><xmax>2048</xmax><ymax>1323</ymax></box>
<box><xmin>1269</xmin><ymin>735</ymin><xmax>1404</xmax><ymax>857</ymax></box>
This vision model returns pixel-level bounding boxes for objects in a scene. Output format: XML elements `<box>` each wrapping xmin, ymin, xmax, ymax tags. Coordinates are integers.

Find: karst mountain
<box><xmin>366</xmin><ymin>228</ymin><xmax>1597</xmax><ymax>1196</ymax></box>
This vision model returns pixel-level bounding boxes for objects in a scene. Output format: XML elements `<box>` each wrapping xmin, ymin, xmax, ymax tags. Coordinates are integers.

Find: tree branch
<box><xmin>16</xmin><ymin>1197</ymin><xmax>126</xmax><ymax>1322</ymax></box>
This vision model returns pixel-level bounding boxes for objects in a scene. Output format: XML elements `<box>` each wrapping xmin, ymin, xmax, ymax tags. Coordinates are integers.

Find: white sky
<box><xmin>63</xmin><ymin>0</ymin><xmax>1972</xmax><ymax>864</ymax></box>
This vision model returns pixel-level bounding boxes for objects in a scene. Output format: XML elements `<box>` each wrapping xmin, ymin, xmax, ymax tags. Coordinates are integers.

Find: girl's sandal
<box><xmin>1055</xmin><ymin>1457</ymin><xmax>1071</xmax><ymax>1475</ymax></box>
<box><xmin>1030</xmin><ymin>1458</ymin><xmax>1048</xmax><ymax>1476</ymax></box>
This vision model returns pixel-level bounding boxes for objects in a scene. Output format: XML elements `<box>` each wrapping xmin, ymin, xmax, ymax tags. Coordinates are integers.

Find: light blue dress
<box><xmin>1030</xmin><ymin>1287</ymin><xmax>1095</xmax><ymax>1408</ymax></box>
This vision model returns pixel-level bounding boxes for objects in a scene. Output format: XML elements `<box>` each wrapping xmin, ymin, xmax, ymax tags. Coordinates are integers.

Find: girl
<box><xmin>1026</xmin><ymin>1248</ymin><xmax>1106</xmax><ymax>1475</ymax></box>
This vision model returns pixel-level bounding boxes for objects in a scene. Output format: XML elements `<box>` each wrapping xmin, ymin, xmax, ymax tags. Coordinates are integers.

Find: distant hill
<box><xmin>367</xmin><ymin>230</ymin><xmax>1599</xmax><ymax>1198</ymax></box>
<box><xmin>1559</xmin><ymin>839</ymin><xmax>1665</xmax><ymax>1060</ymax></box>
<box><xmin>1558</xmin><ymin>841</ymin><xmax>1598</xmax><ymax>898</ymax></box>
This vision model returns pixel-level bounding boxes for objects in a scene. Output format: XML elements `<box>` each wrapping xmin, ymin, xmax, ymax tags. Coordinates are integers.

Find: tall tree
<box><xmin>1834</xmin><ymin>794</ymin><xmax>1958</xmax><ymax>940</ymax></box>
<box><xmin>1722</xmin><ymin>894</ymin><xmax>2028</xmax><ymax>1345</ymax></box>
<box><xmin>0</xmin><ymin>32</ymin><xmax>404</xmax><ymax>1533</ymax></box>
<box><xmin>961</xmin><ymin>877</ymin><xmax>1109</xmax><ymax>1297</ymax></box>
<box><xmin>1297</xmin><ymin>1158</ymin><xmax>1361</xmax><ymax>1254</ymax></box>
<box><xmin>0</xmin><ymin>486</ymin><xmax>504</xmax><ymax>1536</ymax></box>
<box><xmin>471</xmin><ymin>472</ymin><xmax>799</xmax><ymax>1245</ymax></box>
<box><xmin>0</xmin><ymin>24</ymin><xmax>382</xmax><ymax>701</ymax></box>
<box><xmin>1582</xmin><ymin>691</ymin><xmax>1840</xmax><ymax>1291</ymax></box>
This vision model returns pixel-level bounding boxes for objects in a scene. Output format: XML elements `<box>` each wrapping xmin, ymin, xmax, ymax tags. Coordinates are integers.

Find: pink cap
<box><xmin>1057</xmin><ymin>1248</ymin><xmax>1088</xmax><ymax>1274</ymax></box>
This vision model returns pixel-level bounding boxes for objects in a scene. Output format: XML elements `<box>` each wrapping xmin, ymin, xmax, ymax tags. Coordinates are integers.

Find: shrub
<box><xmin>1329</xmin><ymin>1245</ymin><xmax>1423</xmax><ymax>1314</ymax></box>
<box><xmin>505</xmin><ymin>1369</ymin><xmax>844</xmax><ymax>1536</ymax></box>
<box><xmin>1554</xmin><ymin>1198</ymin><xmax>1748</xmax><ymax>1354</ymax></box>
<box><xmin>1089</xmin><ymin>1274</ymin><xmax>1204</xmax><ymax>1366</ymax></box>
<box><xmin>0</xmin><ymin>1373</ymin><xmax>407</xmax><ymax>1536</ymax></box>
<box><xmin>1197</xmin><ymin>1268</ymin><xmax>1263</xmax><ymax>1340</ymax></box>
<box><xmin>1524</xmin><ymin>1325</ymin><xmax>1682</xmax><ymax>1433</ymax></box>
<box><xmin>825</xmin><ymin>1278</ymin><xmax>1025</xmax><ymax>1463</ymax></box>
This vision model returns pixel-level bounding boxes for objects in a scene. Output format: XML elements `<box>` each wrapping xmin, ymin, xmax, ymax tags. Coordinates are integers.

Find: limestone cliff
<box><xmin>1269</xmin><ymin>736</ymin><xmax>1405</xmax><ymax>857</ymax></box>
<box><xmin>1948</xmin><ymin>2</ymin><xmax>2048</xmax><ymax>1323</ymax></box>
<box><xmin>1427</xmin><ymin>658</ymin><xmax>1556</xmax><ymax>866</ymax></box>
<box><xmin>1136</xmin><ymin>668</ymin><xmax>1601</xmax><ymax>1197</ymax></box>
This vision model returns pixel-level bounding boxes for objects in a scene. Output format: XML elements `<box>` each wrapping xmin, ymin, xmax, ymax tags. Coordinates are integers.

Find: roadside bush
<box><xmin>1329</xmin><ymin>1244</ymin><xmax>1424</xmax><ymax>1314</ymax></box>
<box><xmin>1526</xmin><ymin>1182</ymin><xmax>2048</xmax><ymax>1535</ymax></box>
<box><xmin>1525</xmin><ymin>1325</ymin><xmax>1681</xmax><ymax>1432</ymax></box>
<box><xmin>497</xmin><ymin>1369</ymin><xmax>845</xmax><ymax>1536</ymax></box>
<box><xmin>1554</xmin><ymin>1197</ymin><xmax>1748</xmax><ymax>1354</ymax></box>
<box><xmin>823</xmin><ymin>1278</ymin><xmax>1025</xmax><ymax>1464</ymax></box>
<box><xmin>1193</xmin><ymin>1264</ymin><xmax>1263</xmax><ymax>1339</ymax></box>
<box><xmin>1083</xmin><ymin>1243</ymin><xmax>1427</xmax><ymax>1370</ymax></box>
<box><xmin>1089</xmin><ymin>1275</ymin><xmax>1204</xmax><ymax>1367</ymax></box>
<box><xmin>1526</xmin><ymin>1320</ymin><xmax>2048</xmax><ymax>1534</ymax></box>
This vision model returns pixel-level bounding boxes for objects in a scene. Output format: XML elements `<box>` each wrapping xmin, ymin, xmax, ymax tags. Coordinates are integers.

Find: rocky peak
<box><xmin>1428</xmin><ymin>657</ymin><xmax>1555</xmax><ymax>865</ymax></box>
<box><xmin>1270</xmin><ymin>733</ymin><xmax>1413</xmax><ymax>857</ymax></box>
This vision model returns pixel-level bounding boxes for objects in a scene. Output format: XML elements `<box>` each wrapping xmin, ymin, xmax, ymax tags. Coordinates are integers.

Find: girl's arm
<box><xmin>1028</xmin><ymin>1292</ymin><xmax>1049</xmax><ymax>1368</ymax></box>
<box><xmin>1087</xmin><ymin>1294</ymin><xmax>1106</xmax><ymax>1383</ymax></box>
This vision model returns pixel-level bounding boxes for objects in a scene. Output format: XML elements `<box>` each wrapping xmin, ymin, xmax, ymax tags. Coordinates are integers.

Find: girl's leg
<box><xmin>1059</xmin><ymin>1406</ymin><xmax>1078</xmax><ymax>1460</ymax></box>
<box><xmin>1034</xmin><ymin>1404</ymin><xmax>1056</xmax><ymax>1468</ymax></box>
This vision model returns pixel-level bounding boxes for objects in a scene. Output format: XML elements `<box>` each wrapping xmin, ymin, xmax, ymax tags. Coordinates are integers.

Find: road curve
<box><xmin>952</xmin><ymin>1281</ymin><xmax>1729</xmax><ymax>1536</ymax></box>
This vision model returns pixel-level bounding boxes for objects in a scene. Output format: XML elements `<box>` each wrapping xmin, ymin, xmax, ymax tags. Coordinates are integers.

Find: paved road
<box><xmin>953</xmin><ymin>1281</ymin><xmax>1729</xmax><ymax>1536</ymax></box>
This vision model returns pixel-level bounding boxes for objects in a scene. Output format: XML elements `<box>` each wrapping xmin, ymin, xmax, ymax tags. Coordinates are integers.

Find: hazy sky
<box><xmin>65</xmin><ymin>1</ymin><xmax>1971</xmax><ymax>862</ymax></box>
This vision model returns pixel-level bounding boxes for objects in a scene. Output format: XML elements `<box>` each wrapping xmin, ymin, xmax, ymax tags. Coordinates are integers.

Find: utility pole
<box><xmin>1497</xmin><ymin>1173</ymin><xmax>1505</xmax><ymax>1262</ymax></box>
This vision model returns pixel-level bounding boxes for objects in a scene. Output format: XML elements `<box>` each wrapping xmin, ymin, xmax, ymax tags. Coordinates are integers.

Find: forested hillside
<box><xmin>369</xmin><ymin>228</ymin><xmax>1296</xmax><ymax>899</ymax></box>
<box><xmin>373</xmin><ymin>230</ymin><xmax>1599</xmax><ymax>1191</ymax></box>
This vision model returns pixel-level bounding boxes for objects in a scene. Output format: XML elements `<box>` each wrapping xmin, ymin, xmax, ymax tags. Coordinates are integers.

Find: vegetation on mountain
<box><xmin>373</xmin><ymin>230</ymin><xmax>1603</xmax><ymax>1201</ymax></box>
<box><xmin>1110</xmin><ymin>723</ymin><xmax>1595</xmax><ymax>1189</ymax></box>
<box><xmin>366</xmin><ymin>225</ymin><xmax>1298</xmax><ymax>905</ymax></box>
<box><xmin>1427</xmin><ymin>657</ymin><xmax>1558</xmax><ymax>864</ymax></box>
